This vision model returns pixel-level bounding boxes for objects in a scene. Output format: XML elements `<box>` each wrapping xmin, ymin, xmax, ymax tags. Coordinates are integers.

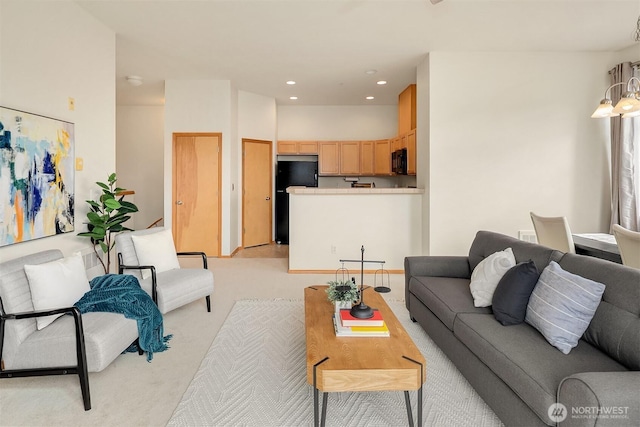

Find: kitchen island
<box><xmin>287</xmin><ymin>187</ymin><xmax>424</xmax><ymax>272</ymax></box>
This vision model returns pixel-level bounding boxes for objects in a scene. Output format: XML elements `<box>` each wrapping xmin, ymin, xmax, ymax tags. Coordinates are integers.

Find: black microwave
<box><xmin>392</xmin><ymin>148</ymin><xmax>407</xmax><ymax>175</ymax></box>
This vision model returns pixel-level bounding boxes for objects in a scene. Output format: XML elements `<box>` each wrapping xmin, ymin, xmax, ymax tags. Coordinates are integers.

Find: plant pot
<box><xmin>335</xmin><ymin>300</ymin><xmax>352</xmax><ymax>315</ymax></box>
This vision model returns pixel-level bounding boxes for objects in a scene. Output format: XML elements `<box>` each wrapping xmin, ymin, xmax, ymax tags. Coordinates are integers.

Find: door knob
<box><xmin>265</xmin><ymin>197</ymin><xmax>271</xmax><ymax>201</ymax></box>
<box><xmin>176</xmin><ymin>200</ymin><xmax>183</xmax><ymax>205</ymax></box>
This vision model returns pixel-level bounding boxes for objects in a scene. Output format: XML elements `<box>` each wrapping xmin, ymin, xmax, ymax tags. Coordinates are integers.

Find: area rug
<box><xmin>168</xmin><ymin>299</ymin><xmax>503</xmax><ymax>427</ymax></box>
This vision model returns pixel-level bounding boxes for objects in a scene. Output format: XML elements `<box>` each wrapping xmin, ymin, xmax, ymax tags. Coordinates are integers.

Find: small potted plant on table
<box><xmin>326</xmin><ymin>278</ymin><xmax>359</xmax><ymax>314</ymax></box>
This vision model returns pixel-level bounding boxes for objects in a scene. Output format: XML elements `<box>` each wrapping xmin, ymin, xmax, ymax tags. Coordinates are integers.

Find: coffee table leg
<box><xmin>418</xmin><ymin>383</ymin><xmax>423</xmax><ymax>427</ymax></box>
<box><xmin>404</xmin><ymin>391</ymin><xmax>414</xmax><ymax>427</ymax></box>
<box><xmin>314</xmin><ymin>387</ymin><xmax>319</xmax><ymax>427</ymax></box>
<box><xmin>321</xmin><ymin>392</ymin><xmax>328</xmax><ymax>427</ymax></box>
<box><xmin>313</xmin><ymin>357</ymin><xmax>329</xmax><ymax>427</ymax></box>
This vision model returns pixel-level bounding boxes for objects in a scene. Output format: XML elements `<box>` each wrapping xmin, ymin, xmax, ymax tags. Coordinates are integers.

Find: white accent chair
<box><xmin>612</xmin><ymin>224</ymin><xmax>640</xmax><ymax>269</ymax></box>
<box><xmin>530</xmin><ymin>212</ymin><xmax>576</xmax><ymax>254</ymax></box>
<box><xmin>115</xmin><ymin>227</ymin><xmax>214</xmax><ymax>314</ymax></box>
<box><xmin>0</xmin><ymin>250</ymin><xmax>139</xmax><ymax>410</ymax></box>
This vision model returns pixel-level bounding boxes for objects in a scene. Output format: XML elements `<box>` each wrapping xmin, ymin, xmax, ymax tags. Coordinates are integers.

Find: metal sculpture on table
<box><xmin>339</xmin><ymin>246</ymin><xmax>385</xmax><ymax>319</ymax></box>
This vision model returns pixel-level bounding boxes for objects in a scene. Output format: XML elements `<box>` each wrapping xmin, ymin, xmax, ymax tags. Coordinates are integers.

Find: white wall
<box><xmin>164</xmin><ymin>80</ymin><xmax>233</xmax><ymax>254</ymax></box>
<box><xmin>0</xmin><ymin>1</ymin><xmax>116</xmax><ymax>262</ymax></box>
<box><xmin>238</xmin><ymin>90</ymin><xmax>277</xmax><ymax>248</ymax></box>
<box><xmin>116</xmin><ymin>106</ymin><xmax>164</xmax><ymax>230</ymax></box>
<box><xmin>289</xmin><ymin>192</ymin><xmax>423</xmax><ymax>270</ymax></box>
<box><xmin>419</xmin><ymin>51</ymin><xmax>617</xmax><ymax>256</ymax></box>
<box><xmin>277</xmin><ymin>105</ymin><xmax>397</xmax><ymax>140</ymax></box>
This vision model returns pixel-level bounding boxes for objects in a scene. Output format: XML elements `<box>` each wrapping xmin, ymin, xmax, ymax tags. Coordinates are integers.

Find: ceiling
<box><xmin>75</xmin><ymin>0</ymin><xmax>640</xmax><ymax>107</ymax></box>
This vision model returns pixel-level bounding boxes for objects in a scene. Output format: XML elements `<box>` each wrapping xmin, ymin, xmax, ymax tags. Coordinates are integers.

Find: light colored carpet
<box><xmin>168</xmin><ymin>299</ymin><xmax>503</xmax><ymax>427</ymax></box>
<box><xmin>0</xmin><ymin>257</ymin><xmax>407</xmax><ymax>426</ymax></box>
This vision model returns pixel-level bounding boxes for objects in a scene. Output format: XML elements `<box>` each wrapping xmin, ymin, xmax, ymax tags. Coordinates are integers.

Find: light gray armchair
<box><xmin>0</xmin><ymin>250</ymin><xmax>139</xmax><ymax>410</ymax></box>
<box><xmin>115</xmin><ymin>227</ymin><xmax>214</xmax><ymax>314</ymax></box>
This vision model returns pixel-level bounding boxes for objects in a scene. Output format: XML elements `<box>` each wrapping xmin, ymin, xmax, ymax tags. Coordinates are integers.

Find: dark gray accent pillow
<box><xmin>492</xmin><ymin>260</ymin><xmax>539</xmax><ymax>326</ymax></box>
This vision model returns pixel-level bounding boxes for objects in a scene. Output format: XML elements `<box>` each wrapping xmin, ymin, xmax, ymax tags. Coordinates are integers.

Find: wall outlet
<box><xmin>330</xmin><ymin>245</ymin><xmax>336</xmax><ymax>254</ymax></box>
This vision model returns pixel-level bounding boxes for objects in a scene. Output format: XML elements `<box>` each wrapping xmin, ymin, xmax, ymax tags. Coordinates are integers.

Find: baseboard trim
<box><xmin>288</xmin><ymin>269</ymin><xmax>404</xmax><ymax>274</ymax></box>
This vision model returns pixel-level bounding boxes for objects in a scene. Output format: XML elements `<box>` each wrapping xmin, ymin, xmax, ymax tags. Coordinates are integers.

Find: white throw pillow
<box><xmin>24</xmin><ymin>253</ymin><xmax>91</xmax><ymax>330</ymax></box>
<box><xmin>469</xmin><ymin>248</ymin><xmax>516</xmax><ymax>307</ymax></box>
<box><xmin>131</xmin><ymin>229</ymin><xmax>181</xmax><ymax>280</ymax></box>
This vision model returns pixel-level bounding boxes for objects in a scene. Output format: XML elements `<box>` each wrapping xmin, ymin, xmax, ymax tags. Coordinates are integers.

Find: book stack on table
<box><xmin>333</xmin><ymin>309</ymin><xmax>390</xmax><ymax>337</ymax></box>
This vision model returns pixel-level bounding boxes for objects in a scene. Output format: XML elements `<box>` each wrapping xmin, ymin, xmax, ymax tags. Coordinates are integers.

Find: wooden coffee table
<box><xmin>305</xmin><ymin>285</ymin><xmax>426</xmax><ymax>427</ymax></box>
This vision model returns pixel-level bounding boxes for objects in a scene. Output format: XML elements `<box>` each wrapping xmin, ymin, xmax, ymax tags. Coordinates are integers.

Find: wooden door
<box><xmin>318</xmin><ymin>141</ymin><xmax>339</xmax><ymax>175</ymax></box>
<box><xmin>243</xmin><ymin>139</ymin><xmax>272</xmax><ymax>248</ymax></box>
<box><xmin>340</xmin><ymin>141</ymin><xmax>360</xmax><ymax>175</ymax></box>
<box><xmin>172</xmin><ymin>133</ymin><xmax>221</xmax><ymax>256</ymax></box>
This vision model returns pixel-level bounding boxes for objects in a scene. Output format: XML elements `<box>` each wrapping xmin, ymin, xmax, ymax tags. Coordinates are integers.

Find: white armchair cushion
<box><xmin>24</xmin><ymin>253</ymin><xmax>91</xmax><ymax>330</ymax></box>
<box><xmin>131</xmin><ymin>228</ymin><xmax>180</xmax><ymax>280</ymax></box>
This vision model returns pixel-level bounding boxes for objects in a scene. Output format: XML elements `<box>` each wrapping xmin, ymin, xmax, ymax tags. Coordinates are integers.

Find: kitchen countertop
<box><xmin>286</xmin><ymin>186</ymin><xmax>424</xmax><ymax>194</ymax></box>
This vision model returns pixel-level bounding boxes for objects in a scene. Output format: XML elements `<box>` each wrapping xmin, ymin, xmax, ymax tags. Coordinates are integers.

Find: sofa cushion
<box><xmin>409</xmin><ymin>276</ymin><xmax>491</xmax><ymax>331</ymax></box>
<box><xmin>137</xmin><ymin>268</ymin><xmax>214</xmax><ymax>314</ymax></box>
<box><xmin>131</xmin><ymin>229</ymin><xmax>181</xmax><ymax>280</ymax></box>
<box><xmin>468</xmin><ymin>230</ymin><xmax>563</xmax><ymax>273</ymax></box>
<box><xmin>525</xmin><ymin>261</ymin><xmax>605</xmax><ymax>354</ymax></box>
<box><xmin>6</xmin><ymin>311</ymin><xmax>138</xmax><ymax>372</ymax></box>
<box><xmin>24</xmin><ymin>253</ymin><xmax>91</xmax><ymax>330</ymax></box>
<box><xmin>492</xmin><ymin>260</ymin><xmax>540</xmax><ymax>326</ymax></box>
<box><xmin>454</xmin><ymin>313</ymin><xmax>627</xmax><ymax>425</ymax></box>
<box><xmin>558</xmin><ymin>253</ymin><xmax>640</xmax><ymax>370</ymax></box>
<box><xmin>469</xmin><ymin>247</ymin><xmax>515</xmax><ymax>307</ymax></box>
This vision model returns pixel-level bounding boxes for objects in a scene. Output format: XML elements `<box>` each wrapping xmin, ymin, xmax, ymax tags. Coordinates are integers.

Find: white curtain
<box><xmin>610</xmin><ymin>62</ymin><xmax>640</xmax><ymax>232</ymax></box>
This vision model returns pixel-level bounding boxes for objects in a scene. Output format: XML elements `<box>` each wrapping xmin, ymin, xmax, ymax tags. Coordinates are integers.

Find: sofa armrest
<box><xmin>404</xmin><ymin>256</ymin><xmax>471</xmax><ymax>311</ymax></box>
<box><xmin>177</xmin><ymin>251</ymin><xmax>208</xmax><ymax>269</ymax></box>
<box><xmin>558</xmin><ymin>371</ymin><xmax>640</xmax><ymax>427</ymax></box>
<box><xmin>118</xmin><ymin>264</ymin><xmax>158</xmax><ymax>303</ymax></box>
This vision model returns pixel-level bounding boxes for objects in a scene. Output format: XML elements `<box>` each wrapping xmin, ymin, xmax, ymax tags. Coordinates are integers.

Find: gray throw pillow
<box><xmin>525</xmin><ymin>261</ymin><xmax>605</xmax><ymax>354</ymax></box>
<box><xmin>492</xmin><ymin>260</ymin><xmax>539</xmax><ymax>326</ymax></box>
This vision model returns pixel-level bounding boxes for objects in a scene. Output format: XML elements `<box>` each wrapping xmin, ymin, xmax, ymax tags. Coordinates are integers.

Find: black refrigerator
<box><xmin>275</xmin><ymin>160</ymin><xmax>318</xmax><ymax>244</ymax></box>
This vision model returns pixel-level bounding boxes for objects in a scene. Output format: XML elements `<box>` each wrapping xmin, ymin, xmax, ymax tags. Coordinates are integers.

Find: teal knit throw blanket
<box><xmin>75</xmin><ymin>274</ymin><xmax>172</xmax><ymax>361</ymax></box>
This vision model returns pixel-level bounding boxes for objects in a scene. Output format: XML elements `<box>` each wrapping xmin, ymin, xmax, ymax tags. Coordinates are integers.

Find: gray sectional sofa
<box><xmin>405</xmin><ymin>231</ymin><xmax>640</xmax><ymax>427</ymax></box>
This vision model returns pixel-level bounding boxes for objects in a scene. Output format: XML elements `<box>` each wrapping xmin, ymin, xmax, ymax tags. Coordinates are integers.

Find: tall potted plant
<box><xmin>78</xmin><ymin>173</ymin><xmax>138</xmax><ymax>274</ymax></box>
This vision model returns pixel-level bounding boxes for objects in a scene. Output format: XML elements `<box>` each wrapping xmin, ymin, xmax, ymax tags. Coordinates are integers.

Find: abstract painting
<box><xmin>0</xmin><ymin>107</ymin><xmax>75</xmax><ymax>246</ymax></box>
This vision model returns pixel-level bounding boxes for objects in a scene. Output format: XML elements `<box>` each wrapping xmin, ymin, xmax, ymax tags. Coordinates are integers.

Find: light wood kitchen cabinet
<box><xmin>360</xmin><ymin>140</ymin><xmax>375</xmax><ymax>175</ymax></box>
<box><xmin>277</xmin><ymin>140</ymin><xmax>318</xmax><ymax>154</ymax></box>
<box><xmin>318</xmin><ymin>141</ymin><xmax>340</xmax><ymax>175</ymax></box>
<box><xmin>400</xmin><ymin>133</ymin><xmax>408</xmax><ymax>150</ymax></box>
<box><xmin>391</xmin><ymin>136</ymin><xmax>401</xmax><ymax>153</ymax></box>
<box><xmin>407</xmin><ymin>130</ymin><xmax>416</xmax><ymax>175</ymax></box>
<box><xmin>398</xmin><ymin>84</ymin><xmax>416</xmax><ymax>134</ymax></box>
<box><xmin>339</xmin><ymin>141</ymin><xmax>360</xmax><ymax>175</ymax></box>
<box><xmin>374</xmin><ymin>139</ymin><xmax>392</xmax><ymax>175</ymax></box>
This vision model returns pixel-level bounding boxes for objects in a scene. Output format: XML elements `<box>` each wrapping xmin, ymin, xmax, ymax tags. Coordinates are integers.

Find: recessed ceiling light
<box><xmin>365</xmin><ymin>70</ymin><xmax>377</xmax><ymax>75</ymax></box>
<box><xmin>286</xmin><ymin>81</ymin><xmax>296</xmax><ymax>85</ymax></box>
<box><xmin>366</xmin><ymin>96</ymin><xmax>375</xmax><ymax>100</ymax></box>
<box><xmin>290</xmin><ymin>96</ymin><xmax>298</xmax><ymax>100</ymax></box>
<box><xmin>377</xmin><ymin>80</ymin><xmax>387</xmax><ymax>85</ymax></box>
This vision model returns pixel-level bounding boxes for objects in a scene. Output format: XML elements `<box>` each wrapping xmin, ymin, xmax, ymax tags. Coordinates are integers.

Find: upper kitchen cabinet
<box><xmin>340</xmin><ymin>141</ymin><xmax>361</xmax><ymax>175</ymax></box>
<box><xmin>407</xmin><ymin>130</ymin><xmax>416</xmax><ymax>175</ymax></box>
<box><xmin>318</xmin><ymin>141</ymin><xmax>340</xmax><ymax>175</ymax></box>
<box><xmin>360</xmin><ymin>141</ymin><xmax>375</xmax><ymax>176</ymax></box>
<box><xmin>374</xmin><ymin>139</ymin><xmax>392</xmax><ymax>175</ymax></box>
<box><xmin>277</xmin><ymin>140</ymin><xmax>318</xmax><ymax>155</ymax></box>
<box><xmin>398</xmin><ymin>84</ymin><xmax>416</xmax><ymax>135</ymax></box>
